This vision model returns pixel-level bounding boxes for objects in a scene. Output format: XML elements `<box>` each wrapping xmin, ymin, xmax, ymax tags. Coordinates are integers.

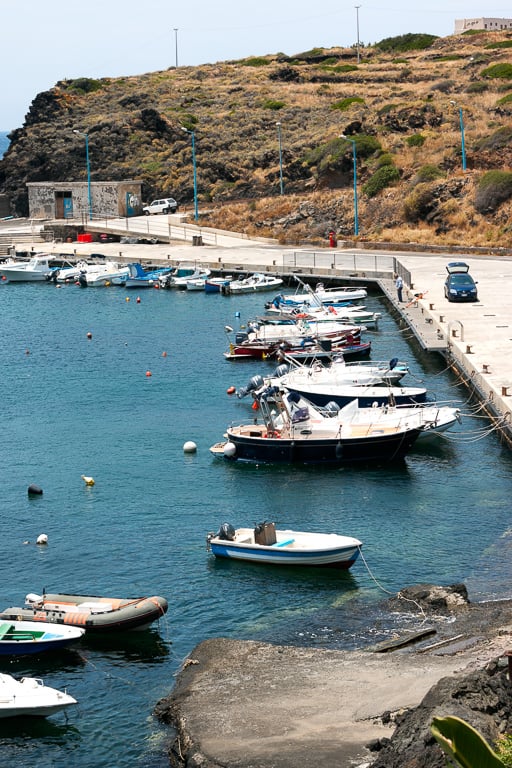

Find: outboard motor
<box><xmin>273</xmin><ymin>364</ymin><xmax>289</xmax><ymax>379</ymax></box>
<box><xmin>324</xmin><ymin>401</ymin><xmax>341</xmax><ymax>417</ymax></box>
<box><xmin>237</xmin><ymin>374</ymin><xmax>264</xmax><ymax>399</ymax></box>
<box><xmin>235</xmin><ymin>332</ymin><xmax>249</xmax><ymax>344</ymax></box>
<box><xmin>217</xmin><ymin>523</ymin><xmax>236</xmax><ymax>541</ymax></box>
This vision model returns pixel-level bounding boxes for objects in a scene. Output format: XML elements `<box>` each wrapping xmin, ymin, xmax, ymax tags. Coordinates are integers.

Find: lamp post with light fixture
<box><xmin>73</xmin><ymin>129</ymin><xmax>92</xmax><ymax>220</ymax></box>
<box><xmin>340</xmin><ymin>134</ymin><xmax>359</xmax><ymax>236</ymax></box>
<box><xmin>276</xmin><ymin>121</ymin><xmax>284</xmax><ymax>195</ymax></box>
<box><xmin>181</xmin><ymin>126</ymin><xmax>198</xmax><ymax>221</ymax></box>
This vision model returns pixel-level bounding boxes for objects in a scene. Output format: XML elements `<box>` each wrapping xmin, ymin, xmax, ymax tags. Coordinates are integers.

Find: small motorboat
<box><xmin>204</xmin><ymin>276</ymin><xmax>232</xmax><ymax>293</ymax></box>
<box><xmin>124</xmin><ymin>262</ymin><xmax>173</xmax><ymax>288</ymax></box>
<box><xmin>206</xmin><ymin>521</ymin><xmax>362</xmax><ymax>569</ymax></box>
<box><xmin>0</xmin><ymin>673</ymin><xmax>77</xmax><ymax>718</ymax></box>
<box><xmin>0</xmin><ymin>254</ymin><xmax>54</xmax><ymax>282</ymax></box>
<box><xmin>162</xmin><ymin>265</ymin><xmax>211</xmax><ymax>289</ymax></box>
<box><xmin>274</xmin><ymin>280</ymin><xmax>367</xmax><ymax>306</ymax></box>
<box><xmin>210</xmin><ymin>387</ymin><xmax>423</xmax><ymax>465</ymax></box>
<box><xmin>224</xmin><ymin>273</ymin><xmax>284</xmax><ymax>294</ymax></box>
<box><xmin>78</xmin><ymin>261</ymin><xmax>130</xmax><ymax>287</ymax></box>
<box><xmin>0</xmin><ymin>620</ymin><xmax>84</xmax><ymax>656</ymax></box>
<box><xmin>0</xmin><ymin>592</ymin><xmax>168</xmax><ymax>633</ymax></box>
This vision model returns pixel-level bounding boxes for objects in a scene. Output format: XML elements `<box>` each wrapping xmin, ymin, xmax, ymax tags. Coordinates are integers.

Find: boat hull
<box><xmin>212</xmin><ymin>427</ymin><xmax>421</xmax><ymax>465</ymax></box>
<box><xmin>283</xmin><ymin>385</ymin><xmax>427</xmax><ymax>408</ymax></box>
<box><xmin>0</xmin><ymin>620</ymin><xmax>84</xmax><ymax>656</ymax></box>
<box><xmin>0</xmin><ymin>594</ymin><xmax>168</xmax><ymax>634</ymax></box>
<box><xmin>0</xmin><ymin>674</ymin><xmax>77</xmax><ymax>718</ymax></box>
<box><xmin>210</xmin><ymin>542</ymin><xmax>360</xmax><ymax>568</ymax></box>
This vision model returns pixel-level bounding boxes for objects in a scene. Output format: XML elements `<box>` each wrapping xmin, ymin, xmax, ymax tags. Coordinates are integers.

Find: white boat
<box><xmin>204</xmin><ymin>276</ymin><xmax>232</xmax><ymax>293</ymax></box>
<box><xmin>0</xmin><ymin>254</ymin><xmax>54</xmax><ymax>282</ymax></box>
<box><xmin>0</xmin><ymin>619</ymin><xmax>84</xmax><ymax>656</ymax></box>
<box><xmin>164</xmin><ymin>266</ymin><xmax>211</xmax><ymax>289</ymax></box>
<box><xmin>275</xmin><ymin>280</ymin><xmax>367</xmax><ymax>306</ymax></box>
<box><xmin>210</xmin><ymin>389</ymin><xmax>423</xmax><ymax>465</ymax></box>
<box><xmin>186</xmin><ymin>277</ymin><xmax>208</xmax><ymax>291</ymax></box>
<box><xmin>78</xmin><ymin>261</ymin><xmax>130</xmax><ymax>287</ymax></box>
<box><xmin>242</xmin><ymin>317</ymin><xmax>362</xmax><ymax>344</ymax></box>
<box><xmin>53</xmin><ymin>260</ymin><xmax>90</xmax><ymax>283</ymax></box>
<box><xmin>206</xmin><ymin>521</ymin><xmax>362</xmax><ymax>569</ymax></box>
<box><xmin>0</xmin><ymin>673</ymin><xmax>77</xmax><ymax>718</ymax></box>
<box><xmin>266</xmin><ymin>303</ymin><xmax>381</xmax><ymax>328</ymax></box>
<box><xmin>225</xmin><ymin>273</ymin><xmax>283</xmax><ymax>294</ymax></box>
<box><xmin>236</xmin><ymin>355</ymin><xmax>410</xmax><ymax>398</ymax></box>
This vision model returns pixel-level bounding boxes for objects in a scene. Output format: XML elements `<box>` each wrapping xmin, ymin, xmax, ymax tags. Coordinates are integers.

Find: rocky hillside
<box><xmin>1</xmin><ymin>30</ymin><xmax>512</xmax><ymax>248</ymax></box>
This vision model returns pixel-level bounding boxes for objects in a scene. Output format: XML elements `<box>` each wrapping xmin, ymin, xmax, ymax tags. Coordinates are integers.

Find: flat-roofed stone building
<box><xmin>454</xmin><ymin>17</ymin><xmax>512</xmax><ymax>33</ymax></box>
<box><xmin>27</xmin><ymin>180</ymin><xmax>143</xmax><ymax>220</ymax></box>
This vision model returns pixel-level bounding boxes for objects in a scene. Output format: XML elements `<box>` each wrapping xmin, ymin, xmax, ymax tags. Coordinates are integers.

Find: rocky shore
<box><xmin>155</xmin><ymin>585</ymin><xmax>512</xmax><ymax>768</ymax></box>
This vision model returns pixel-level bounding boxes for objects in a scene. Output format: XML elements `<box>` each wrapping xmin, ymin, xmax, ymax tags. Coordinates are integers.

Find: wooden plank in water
<box><xmin>367</xmin><ymin>627</ymin><xmax>437</xmax><ymax>653</ymax></box>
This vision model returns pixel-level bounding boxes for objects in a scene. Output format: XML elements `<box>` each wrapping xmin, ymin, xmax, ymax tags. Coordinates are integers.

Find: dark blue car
<box><xmin>444</xmin><ymin>262</ymin><xmax>478</xmax><ymax>302</ymax></box>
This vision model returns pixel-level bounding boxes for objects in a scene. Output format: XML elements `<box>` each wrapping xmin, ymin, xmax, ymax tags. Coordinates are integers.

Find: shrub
<box><xmin>465</xmin><ymin>81</ymin><xmax>489</xmax><ymax>93</ymax></box>
<box><xmin>406</xmin><ymin>133</ymin><xmax>426</xmax><ymax>147</ymax></box>
<box><xmin>413</xmin><ymin>164</ymin><xmax>444</xmax><ymax>184</ymax></box>
<box><xmin>497</xmin><ymin>92</ymin><xmax>512</xmax><ymax>105</ymax></box>
<box><xmin>67</xmin><ymin>78</ymin><xmax>104</xmax><ymax>94</ymax></box>
<box><xmin>303</xmin><ymin>135</ymin><xmax>381</xmax><ymax>172</ymax></box>
<box><xmin>475</xmin><ymin>170</ymin><xmax>512</xmax><ymax>213</ymax></box>
<box><xmin>375</xmin><ymin>152</ymin><xmax>395</xmax><ymax>168</ymax></box>
<box><xmin>362</xmin><ymin>165</ymin><xmax>400</xmax><ymax>197</ymax></box>
<box><xmin>261</xmin><ymin>99</ymin><xmax>286</xmax><ymax>110</ymax></box>
<box><xmin>375</xmin><ymin>33</ymin><xmax>438</xmax><ymax>53</ymax></box>
<box><xmin>403</xmin><ymin>182</ymin><xmax>438</xmax><ymax>221</ymax></box>
<box><xmin>475</xmin><ymin>126</ymin><xmax>512</xmax><ymax>151</ymax></box>
<box><xmin>330</xmin><ymin>97</ymin><xmax>365</xmax><ymax>111</ymax></box>
<box><xmin>241</xmin><ymin>57</ymin><xmax>270</xmax><ymax>67</ymax></box>
<box><xmin>481</xmin><ymin>63</ymin><xmax>512</xmax><ymax>80</ymax></box>
<box><xmin>495</xmin><ymin>733</ymin><xmax>512</xmax><ymax>766</ymax></box>
<box><xmin>486</xmin><ymin>39</ymin><xmax>512</xmax><ymax>50</ymax></box>
<box><xmin>430</xmin><ymin>79</ymin><xmax>455</xmax><ymax>93</ymax></box>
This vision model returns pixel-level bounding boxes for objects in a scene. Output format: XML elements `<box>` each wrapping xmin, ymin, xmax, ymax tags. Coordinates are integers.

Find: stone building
<box><xmin>26</xmin><ymin>180</ymin><xmax>143</xmax><ymax>220</ymax></box>
<box><xmin>454</xmin><ymin>17</ymin><xmax>512</xmax><ymax>33</ymax></box>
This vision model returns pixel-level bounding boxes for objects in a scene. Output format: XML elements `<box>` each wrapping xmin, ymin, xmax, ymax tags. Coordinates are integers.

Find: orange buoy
<box><xmin>226</xmin><ymin>386</ymin><xmax>236</xmax><ymax>395</ymax></box>
<box><xmin>162</xmin><ymin>351</ymin><xmax>168</xmax><ymax>358</ymax></box>
<box><xmin>136</xmin><ymin>296</ymin><xmax>141</xmax><ymax>303</ymax></box>
<box><xmin>146</xmin><ymin>370</ymin><xmax>152</xmax><ymax>377</ymax></box>
<box><xmin>252</xmin><ymin>400</ymin><xmax>259</xmax><ymax>410</ymax></box>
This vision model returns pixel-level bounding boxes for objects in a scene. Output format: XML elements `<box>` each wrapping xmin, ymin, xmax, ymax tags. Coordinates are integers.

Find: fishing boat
<box><xmin>0</xmin><ymin>593</ymin><xmax>168</xmax><ymax>633</ymax></box>
<box><xmin>210</xmin><ymin>387</ymin><xmax>423</xmax><ymax>464</ymax></box>
<box><xmin>0</xmin><ymin>620</ymin><xmax>84</xmax><ymax>656</ymax></box>
<box><xmin>224</xmin><ymin>273</ymin><xmax>284</xmax><ymax>294</ymax></box>
<box><xmin>0</xmin><ymin>673</ymin><xmax>77</xmax><ymax>718</ymax></box>
<box><xmin>224</xmin><ymin>330</ymin><xmax>370</xmax><ymax>362</ymax></box>
<box><xmin>0</xmin><ymin>254</ymin><xmax>54</xmax><ymax>282</ymax></box>
<box><xmin>206</xmin><ymin>521</ymin><xmax>362</xmax><ymax>569</ymax></box>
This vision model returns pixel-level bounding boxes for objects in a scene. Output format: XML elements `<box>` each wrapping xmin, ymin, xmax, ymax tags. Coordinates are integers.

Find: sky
<box><xmin>1</xmin><ymin>1</ymin><xmax>509</xmax><ymax>130</ymax></box>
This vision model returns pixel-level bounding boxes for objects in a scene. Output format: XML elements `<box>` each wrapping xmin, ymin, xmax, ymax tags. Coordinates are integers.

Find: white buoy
<box><xmin>183</xmin><ymin>441</ymin><xmax>197</xmax><ymax>454</ymax></box>
<box><xmin>223</xmin><ymin>442</ymin><xmax>236</xmax><ymax>458</ymax></box>
<box><xmin>36</xmin><ymin>534</ymin><xmax>48</xmax><ymax>545</ymax></box>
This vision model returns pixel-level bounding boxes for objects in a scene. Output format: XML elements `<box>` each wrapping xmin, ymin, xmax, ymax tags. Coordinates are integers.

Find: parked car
<box><xmin>444</xmin><ymin>262</ymin><xmax>478</xmax><ymax>302</ymax></box>
<box><xmin>143</xmin><ymin>198</ymin><xmax>178</xmax><ymax>215</ymax></box>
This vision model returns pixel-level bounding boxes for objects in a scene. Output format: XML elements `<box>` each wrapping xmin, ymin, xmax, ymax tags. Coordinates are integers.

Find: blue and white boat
<box><xmin>124</xmin><ymin>262</ymin><xmax>173</xmax><ymax>288</ymax></box>
<box><xmin>206</xmin><ymin>522</ymin><xmax>362</xmax><ymax>569</ymax></box>
<box><xmin>0</xmin><ymin>619</ymin><xmax>84</xmax><ymax>656</ymax></box>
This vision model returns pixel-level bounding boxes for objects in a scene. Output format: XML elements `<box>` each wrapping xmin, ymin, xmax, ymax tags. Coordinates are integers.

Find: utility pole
<box><xmin>355</xmin><ymin>6</ymin><xmax>361</xmax><ymax>64</ymax></box>
<box><xmin>174</xmin><ymin>28</ymin><xmax>179</xmax><ymax>68</ymax></box>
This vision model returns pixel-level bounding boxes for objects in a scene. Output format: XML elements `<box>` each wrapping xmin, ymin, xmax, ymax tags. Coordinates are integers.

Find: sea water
<box><xmin>0</xmin><ymin>281</ymin><xmax>511</xmax><ymax>767</ymax></box>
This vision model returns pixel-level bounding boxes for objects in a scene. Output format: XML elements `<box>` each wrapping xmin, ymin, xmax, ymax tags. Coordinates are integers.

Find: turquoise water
<box><xmin>0</xmin><ymin>281</ymin><xmax>511</xmax><ymax>767</ymax></box>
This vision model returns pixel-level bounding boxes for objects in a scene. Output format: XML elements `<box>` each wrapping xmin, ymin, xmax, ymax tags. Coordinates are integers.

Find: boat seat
<box><xmin>272</xmin><ymin>539</ymin><xmax>295</xmax><ymax>548</ymax></box>
<box><xmin>0</xmin><ymin>623</ymin><xmax>13</xmax><ymax>640</ymax></box>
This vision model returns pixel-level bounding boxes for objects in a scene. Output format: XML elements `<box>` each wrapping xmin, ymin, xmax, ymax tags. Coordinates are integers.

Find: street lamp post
<box><xmin>173</xmin><ymin>28</ymin><xmax>178</xmax><ymax>68</ymax></box>
<box><xmin>355</xmin><ymin>5</ymin><xmax>361</xmax><ymax>64</ymax></box>
<box><xmin>451</xmin><ymin>101</ymin><xmax>467</xmax><ymax>172</ymax></box>
<box><xmin>73</xmin><ymin>129</ymin><xmax>92</xmax><ymax>220</ymax></box>
<box><xmin>340</xmin><ymin>134</ymin><xmax>359</xmax><ymax>236</ymax></box>
<box><xmin>276</xmin><ymin>121</ymin><xmax>284</xmax><ymax>195</ymax></box>
<box><xmin>181</xmin><ymin>127</ymin><xmax>198</xmax><ymax>221</ymax></box>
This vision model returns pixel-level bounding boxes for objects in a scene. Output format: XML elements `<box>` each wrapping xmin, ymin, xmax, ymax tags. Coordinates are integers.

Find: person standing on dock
<box><xmin>395</xmin><ymin>274</ymin><xmax>404</xmax><ymax>302</ymax></box>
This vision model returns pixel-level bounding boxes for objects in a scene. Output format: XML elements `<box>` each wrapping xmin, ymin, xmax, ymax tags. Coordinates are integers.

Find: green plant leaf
<box><xmin>431</xmin><ymin>716</ymin><xmax>505</xmax><ymax>768</ymax></box>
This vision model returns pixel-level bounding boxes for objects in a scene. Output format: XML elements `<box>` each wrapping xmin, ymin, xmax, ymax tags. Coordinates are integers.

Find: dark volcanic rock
<box><xmin>370</xmin><ymin>659</ymin><xmax>512</xmax><ymax>768</ymax></box>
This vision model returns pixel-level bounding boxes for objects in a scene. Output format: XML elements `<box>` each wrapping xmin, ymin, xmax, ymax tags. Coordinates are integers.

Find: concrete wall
<box><xmin>27</xmin><ymin>181</ymin><xmax>143</xmax><ymax>220</ymax></box>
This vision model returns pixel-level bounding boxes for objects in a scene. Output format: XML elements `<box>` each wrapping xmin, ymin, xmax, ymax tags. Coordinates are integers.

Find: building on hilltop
<box><xmin>454</xmin><ymin>17</ymin><xmax>512</xmax><ymax>33</ymax></box>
